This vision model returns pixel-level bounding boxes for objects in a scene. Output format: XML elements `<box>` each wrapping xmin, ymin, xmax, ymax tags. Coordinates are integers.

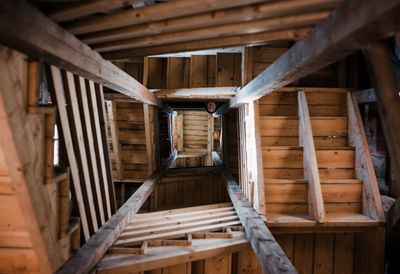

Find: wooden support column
<box><xmin>298</xmin><ymin>91</ymin><xmax>325</xmax><ymax>222</ymax></box>
<box><xmin>212</xmin><ymin>152</ymin><xmax>297</xmax><ymax>274</ymax></box>
<box><xmin>57</xmin><ymin>152</ymin><xmax>177</xmax><ymax>274</ymax></box>
<box><xmin>364</xmin><ymin>42</ymin><xmax>400</xmax><ymax>197</ymax></box>
<box><xmin>253</xmin><ymin>101</ymin><xmax>266</xmax><ymax>216</ymax></box>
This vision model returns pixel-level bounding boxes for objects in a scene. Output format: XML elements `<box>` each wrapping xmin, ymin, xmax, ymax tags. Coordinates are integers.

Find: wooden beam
<box><xmin>97</xmin><ymin>237</ymin><xmax>249</xmax><ymax>273</ymax></box>
<box><xmin>93</xmin><ymin>12</ymin><xmax>329</xmax><ymax>53</ymax></box>
<box><xmin>0</xmin><ymin>0</ymin><xmax>160</xmax><ymax>106</ymax></box>
<box><xmin>66</xmin><ymin>0</ymin><xmax>269</xmax><ymax>35</ymax></box>
<box><xmin>56</xmin><ymin>152</ymin><xmax>177</xmax><ymax>274</ymax></box>
<box><xmin>212</xmin><ymin>152</ymin><xmax>297</xmax><ymax>274</ymax></box>
<box><xmin>102</xmin><ymin>28</ymin><xmax>310</xmax><ymax>60</ymax></box>
<box><xmin>155</xmin><ymin>87</ymin><xmax>238</xmax><ymax>101</ymax></box>
<box><xmin>81</xmin><ymin>0</ymin><xmax>342</xmax><ymax>45</ymax></box>
<box><xmin>230</xmin><ymin>0</ymin><xmax>400</xmax><ymax>107</ymax></box>
<box><xmin>298</xmin><ymin>91</ymin><xmax>325</xmax><ymax>222</ymax></box>
<box><xmin>49</xmin><ymin>0</ymin><xmax>153</xmax><ymax>22</ymax></box>
<box><xmin>347</xmin><ymin>92</ymin><xmax>385</xmax><ymax>222</ymax></box>
<box><xmin>364</xmin><ymin>42</ymin><xmax>400</xmax><ymax>197</ymax></box>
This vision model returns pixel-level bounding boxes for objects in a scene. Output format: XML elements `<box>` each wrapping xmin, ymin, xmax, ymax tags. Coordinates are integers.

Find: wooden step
<box><xmin>314</xmin><ymin>136</ymin><xmax>348</xmax><ymax>148</ymax></box>
<box><xmin>319</xmin><ymin>168</ymin><xmax>355</xmax><ymax>179</ymax></box>
<box><xmin>265</xmin><ymin>183</ymin><xmax>307</xmax><ymax>203</ymax></box>
<box><xmin>258</xmin><ymin>92</ymin><xmax>297</xmax><ymax>105</ymax></box>
<box><xmin>264</xmin><ymin>168</ymin><xmax>304</xmax><ymax>179</ymax></box>
<box><xmin>262</xmin><ymin>136</ymin><xmax>298</xmax><ymax>146</ymax></box>
<box><xmin>259</xmin><ymin>104</ymin><xmax>298</xmax><ymax>116</ymax></box>
<box><xmin>264</xmin><ymin>179</ymin><xmax>308</xmax><ymax>184</ymax></box>
<box><xmin>266</xmin><ymin>204</ymin><xmax>308</xmax><ymax>216</ymax></box>
<box><xmin>316</xmin><ymin>149</ymin><xmax>355</xmax><ymax>168</ymax></box>
<box><xmin>311</xmin><ymin>117</ymin><xmax>348</xmax><ymax>136</ymax></box>
<box><xmin>260</xmin><ymin>116</ymin><xmax>298</xmax><ymax>136</ymax></box>
<box><xmin>306</xmin><ymin>92</ymin><xmax>347</xmax><ymax>116</ymax></box>
<box><xmin>321</xmin><ymin>181</ymin><xmax>363</xmax><ymax>203</ymax></box>
<box><xmin>263</xmin><ymin>147</ymin><xmax>303</xmax><ymax>168</ymax></box>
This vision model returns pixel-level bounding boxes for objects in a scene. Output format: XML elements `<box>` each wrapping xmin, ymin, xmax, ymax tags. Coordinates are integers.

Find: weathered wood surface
<box><xmin>56</xmin><ymin>152</ymin><xmax>176</xmax><ymax>274</ymax></box>
<box><xmin>230</xmin><ymin>0</ymin><xmax>400</xmax><ymax>107</ymax></box>
<box><xmin>298</xmin><ymin>91</ymin><xmax>325</xmax><ymax>222</ymax></box>
<box><xmin>0</xmin><ymin>1</ymin><xmax>159</xmax><ymax>105</ymax></box>
<box><xmin>212</xmin><ymin>152</ymin><xmax>297</xmax><ymax>274</ymax></box>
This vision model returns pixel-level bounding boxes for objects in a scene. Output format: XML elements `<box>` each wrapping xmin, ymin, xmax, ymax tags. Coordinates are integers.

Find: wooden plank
<box><xmin>167</xmin><ymin>58</ymin><xmax>190</xmax><ymax>89</ymax></box>
<box><xmin>212</xmin><ymin>152</ymin><xmax>297</xmax><ymax>274</ymax></box>
<box><xmin>347</xmin><ymin>93</ymin><xmax>384</xmax><ymax>221</ymax></box>
<box><xmin>293</xmin><ymin>234</ymin><xmax>313</xmax><ymax>274</ymax></box>
<box><xmin>155</xmin><ymin>87</ymin><xmax>238</xmax><ymax>101</ymax></box>
<box><xmin>206</xmin><ymin>114</ymin><xmax>214</xmax><ymax>166</ymax></box>
<box><xmin>204</xmin><ymin>254</ymin><xmax>232</xmax><ymax>274</ymax></box>
<box><xmin>67</xmin><ymin>0</ymin><xmax>270</xmax><ymax>34</ymax></box>
<box><xmin>190</xmin><ymin>55</ymin><xmax>208</xmax><ymax>88</ymax></box>
<box><xmin>81</xmin><ymin>0</ymin><xmax>342</xmax><ymax>45</ymax></box>
<box><xmin>333</xmin><ymin>233</ymin><xmax>354</xmax><ymax>274</ymax></box>
<box><xmin>216</xmin><ymin>53</ymin><xmax>242</xmax><ymax>87</ymax></box>
<box><xmin>86</xmin><ymin>81</ymin><xmax>113</xmax><ymax>219</ymax></box>
<box><xmin>49</xmin><ymin>0</ymin><xmax>146</xmax><ymax>22</ymax></box>
<box><xmin>97</xmin><ymin>237</ymin><xmax>249</xmax><ymax>273</ymax></box>
<box><xmin>298</xmin><ymin>91</ymin><xmax>325</xmax><ymax>222</ymax></box>
<box><xmin>0</xmin><ymin>1</ymin><xmax>159</xmax><ymax>106</ymax></box>
<box><xmin>353</xmin><ymin>88</ymin><xmax>376</xmax><ymax>104</ymax></box>
<box><xmin>63</xmin><ymin>71</ymin><xmax>103</xmax><ymax>228</ymax></box>
<box><xmin>47</xmin><ymin>65</ymin><xmax>91</xmax><ymax>240</ymax></box>
<box><xmin>95</xmin><ymin>12</ymin><xmax>328</xmax><ymax>53</ymax></box>
<box><xmin>143</xmin><ymin>103</ymin><xmax>154</xmax><ymax>176</ymax></box>
<box><xmin>57</xmin><ymin>152</ymin><xmax>176</xmax><ymax>274</ymax></box>
<box><xmin>107</xmin><ymin>101</ymin><xmax>123</xmax><ymax>179</ymax></box>
<box><xmin>253</xmin><ymin>102</ymin><xmax>266</xmax><ymax>215</ymax></box>
<box><xmin>313</xmin><ymin>234</ymin><xmax>334</xmax><ymax>274</ymax></box>
<box><xmin>230</xmin><ymin>0</ymin><xmax>400</xmax><ymax>107</ymax></box>
<box><xmin>103</xmin><ymin>28</ymin><xmax>310</xmax><ymax>60</ymax></box>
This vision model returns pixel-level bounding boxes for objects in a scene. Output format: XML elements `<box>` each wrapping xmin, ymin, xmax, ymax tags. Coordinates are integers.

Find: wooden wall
<box><xmin>0</xmin><ymin>47</ymin><xmax>82</xmax><ymax>272</ymax></box>
<box><xmin>250</xmin><ymin>44</ymin><xmax>344</xmax><ymax>87</ymax></box>
<box><xmin>274</xmin><ymin>229</ymin><xmax>385</xmax><ymax>274</ymax></box>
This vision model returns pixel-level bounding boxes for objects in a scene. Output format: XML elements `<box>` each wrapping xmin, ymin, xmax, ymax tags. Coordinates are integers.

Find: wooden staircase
<box><xmin>257</xmin><ymin>88</ymin><xmax>384</xmax><ymax>228</ymax></box>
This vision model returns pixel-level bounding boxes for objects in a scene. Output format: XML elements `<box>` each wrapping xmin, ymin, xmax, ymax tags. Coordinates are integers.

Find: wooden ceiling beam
<box><xmin>94</xmin><ymin>11</ymin><xmax>329</xmax><ymax>53</ymax></box>
<box><xmin>154</xmin><ymin>87</ymin><xmax>238</xmax><ymax>101</ymax></box>
<box><xmin>80</xmin><ymin>0</ymin><xmax>342</xmax><ymax>45</ymax></box>
<box><xmin>66</xmin><ymin>0</ymin><xmax>269</xmax><ymax>35</ymax></box>
<box><xmin>57</xmin><ymin>152</ymin><xmax>177</xmax><ymax>274</ymax></box>
<box><xmin>102</xmin><ymin>28</ymin><xmax>310</xmax><ymax>60</ymax></box>
<box><xmin>229</xmin><ymin>0</ymin><xmax>400</xmax><ymax>108</ymax></box>
<box><xmin>212</xmin><ymin>152</ymin><xmax>297</xmax><ymax>274</ymax></box>
<box><xmin>50</xmin><ymin>0</ymin><xmax>154</xmax><ymax>23</ymax></box>
<box><xmin>0</xmin><ymin>1</ymin><xmax>160</xmax><ymax>106</ymax></box>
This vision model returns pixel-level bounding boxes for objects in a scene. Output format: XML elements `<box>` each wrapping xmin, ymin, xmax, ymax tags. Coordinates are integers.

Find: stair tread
<box><xmin>264</xmin><ymin>146</ymin><xmax>303</xmax><ymax>150</ymax></box>
<box><xmin>315</xmin><ymin>146</ymin><xmax>354</xmax><ymax>150</ymax></box>
<box><xmin>260</xmin><ymin>116</ymin><xmax>298</xmax><ymax>119</ymax></box>
<box><xmin>265</xmin><ymin>179</ymin><xmax>307</xmax><ymax>184</ymax></box>
<box><xmin>310</xmin><ymin>116</ymin><xmax>347</xmax><ymax>120</ymax></box>
<box><xmin>320</xmin><ymin>179</ymin><xmax>361</xmax><ymax>184</ymax></box>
